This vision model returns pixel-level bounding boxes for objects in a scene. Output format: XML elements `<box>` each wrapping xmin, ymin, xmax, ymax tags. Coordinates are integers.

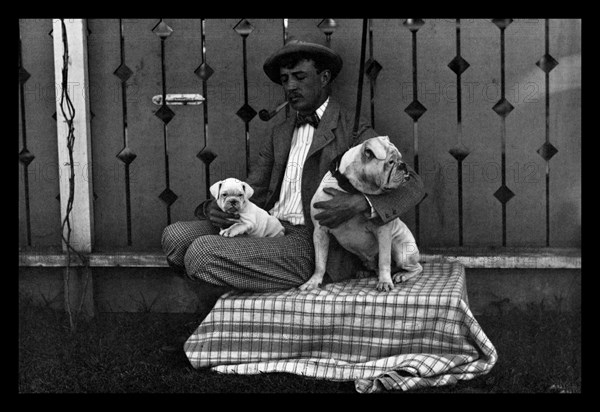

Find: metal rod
<box><xmin>241</xmin><ymin>35</ymin><xmax>250</xmax><ymax>177</ymax></box>
<box><xmin>200</xmin><ymin>18</ymin><xmax>211</xmax><ymax>200</ymax></box>
<box><xmin>352</xmin><ymin>19</ymin><xmax>368</xmax><ymax>135</ymax></box>
<box><xmin>158</xmin><ymin>23</ymin><xmax>171</xmax><ymax>225</ymax></box>
<box><xmin>368</xmin><ymin>19</ymin><xmax>375</xmax><ymax>128</ymax></box>
<box><xmin>118</xmin><ymin>18</ymin><xmax>133</xmax><ymax>246</ymax></box>
<box><xmin>455</xmin><ymin>18</ymin><xmax>464</xmax><ymax>246</ymax></box>
<box><xmin>18</xmin><ymin>20</ymin><xmax>32</xmax><ymax>246</ymax></box>
<box><xmin>544</xmin><ymin>18</ymin><xmax>551</xmax><ymax>247</ymax></box>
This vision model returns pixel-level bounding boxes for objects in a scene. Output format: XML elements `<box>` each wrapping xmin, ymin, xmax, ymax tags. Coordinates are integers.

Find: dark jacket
<box><xmin>246</xmin><ymin>98</ymin><xmax>426</xmax><ymax>282</ymax></box>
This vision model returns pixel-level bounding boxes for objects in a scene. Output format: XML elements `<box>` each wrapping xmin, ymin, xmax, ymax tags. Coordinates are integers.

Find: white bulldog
<box><xmin>299</xmin><ymin>136</ymin><xmax>423</xmax><ymax>292</ymax></box>
<box><xmin>210</xmin><ymin>178</ymin><xmax>285</xmax><ymax>238</ymax></box>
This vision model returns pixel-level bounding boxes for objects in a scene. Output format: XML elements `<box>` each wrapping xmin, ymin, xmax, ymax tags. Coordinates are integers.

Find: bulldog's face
<box><xmin>341</xmin><ymin>136</ymin><xmax>410</xmax><ymax>195</ymax></box>
<box><xmin>210</xmin><ymin>178</ymin><xmax>255</xmax><ymax>214</ymax></box>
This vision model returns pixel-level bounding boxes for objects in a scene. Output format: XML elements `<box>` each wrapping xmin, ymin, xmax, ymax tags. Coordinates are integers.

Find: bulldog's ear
<box><xmin>209</xmin><ymin>180</ymin><xmax>223</xmax><ymax>199</ymax></box>
<box><xmin>379</xmin><ymin>135</ymin><xmax>390</xmax><ymax>142</ymax></box>
<box><xmin>364</xmin><ymin>138</ymin><xmax>387</xmax><ymax>160</ymax></box>
<box><xmin>241</xmin><ymin>182</ymin><xmax>254</xmax><ymax>199</ymax></box>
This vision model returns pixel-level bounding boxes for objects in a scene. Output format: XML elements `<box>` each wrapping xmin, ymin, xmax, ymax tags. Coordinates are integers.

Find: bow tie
<box><xmin>295</xmin><ymin>112</ymin><xmax>320</xmax><ymax>128</ymax></box>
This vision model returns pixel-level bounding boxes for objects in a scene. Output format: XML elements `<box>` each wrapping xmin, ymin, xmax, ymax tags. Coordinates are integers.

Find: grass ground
<box><xmin>18</xmin><ymin>295</ymin><xmax>581</xmax><ymax>394</ymax></box>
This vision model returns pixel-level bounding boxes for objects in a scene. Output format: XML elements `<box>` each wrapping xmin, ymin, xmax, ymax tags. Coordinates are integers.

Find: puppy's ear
<box><xmin>209</xmin><ymin>180</ymin><xmax>223</xmax><ymax>199</ymax></box>
<box><xmin>241</xmin><ymin>182</ymin><xmax>255</xmax><ymax>199</ymax></box>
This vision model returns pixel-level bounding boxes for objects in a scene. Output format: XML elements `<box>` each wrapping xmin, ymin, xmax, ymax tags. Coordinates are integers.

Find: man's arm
<box><xmin>365</xmin><ymin>164</ymin><xmax>425</xmax><ymax>223</ymax></box>
<box><xmin>352</xmin><ymin>120</ymin><xmax>426</xmax><ymax>222</ymax></box>
<box><xmin>313</xmin><ymin>120</ymin><xmax>426</xmax><ymax>227</ymax></box>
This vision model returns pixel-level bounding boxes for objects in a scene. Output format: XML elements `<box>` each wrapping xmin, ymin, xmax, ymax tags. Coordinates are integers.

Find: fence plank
<box><xmin>18</xmin><ymin>60</ymin><xmax>26</xmax><ymax>246</ymax></box>
<box><xmin>160</xmin><ymin>19</ymin><xmax>205</xmax><ymax>223</ymax></box>
<box><xmin>414</xmin><ymin>20</ymin><xmax>459</xmax><ymax>247</ymax></box>
<box><xmin>246</xmin><ymin>19</ymin><xmax>286</xmax><ymax>168</ymax></box>
<box><xmin>52</xmin><ymin>19</ymin><xmax>95</xmax><ymax>320</ymax></box>
<box><xmin>325</xmin><ymin>19</ymin><xmax>364</xmax><ymax>122</ymax></box>
<box><xmin>52</xmin><ymin>18</ymin><xmax>94</xmax><ymax>253</ymax></box>
<box><xmin>123</xmin><ymin>19</ymin><xmax>173</xmax><ymax>250</ymax></box>
<box><xmin>459</xmin><ymin>19</ymin><xmax>503</xmax><ymax>246</ymax></box>
<box><xmin>87</xmin><ymin>19</ymin><xmax>127</xmax><ymax>250</ymax></box>
<box><xmin>19</xmin><ymin>19</ymin><xmax>62</xmax><ymax>249</ymax></box>
<box><xmin>204</xmin><ymin>19</ymin><xmax>246</xmax><ymax>185</ymax></box>
<box><xmin>370</xmin><ymin>19</ymin><xmax>416</xmax><ymax>233</ymax></box>
<box><xmin>548</xmin><ymin>19</ymin><xmax>581</xmax><ymax>247</ymax></box>
<box><xmin>504</xmin><ymin>19</ymin><xmax>546</xmax><ymax>246</ymax></box>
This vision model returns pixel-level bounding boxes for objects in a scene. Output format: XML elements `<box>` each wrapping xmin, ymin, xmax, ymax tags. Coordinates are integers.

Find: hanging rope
<box><xmin>59</xmin><ymin>19</ymin><xmax>90</xmax><ymax>332</ymax></box>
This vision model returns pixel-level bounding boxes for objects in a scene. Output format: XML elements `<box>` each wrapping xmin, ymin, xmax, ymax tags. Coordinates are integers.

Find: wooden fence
<box><xmin>18</xmin><ymin>18</ymin><xmax>581</xmax><ymax>254</ymax></box>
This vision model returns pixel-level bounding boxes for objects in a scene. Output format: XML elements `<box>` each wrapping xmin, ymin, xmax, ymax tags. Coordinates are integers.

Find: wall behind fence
<box><xmin>18</xmin><ymin>18</ymin><xmax>581</xmax><ymax>252</ymax></box>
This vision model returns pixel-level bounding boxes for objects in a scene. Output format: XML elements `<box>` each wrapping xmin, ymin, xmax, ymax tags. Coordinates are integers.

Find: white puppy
<box><xmin>299</xmin><ymin>136</ymin><xmax>422</xmax><ymax>292</ymax></box>
<box><xmin>210</xmin><ymin>178</ymin><xmax>285</xmax><ymax>238</ymax></box>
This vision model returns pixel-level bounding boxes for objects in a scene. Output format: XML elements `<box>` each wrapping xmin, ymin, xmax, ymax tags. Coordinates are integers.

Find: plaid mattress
<box><xmin>184</xmin><ymin>261</ymin><xmax>497</xmax><ymax>393</ymax></box>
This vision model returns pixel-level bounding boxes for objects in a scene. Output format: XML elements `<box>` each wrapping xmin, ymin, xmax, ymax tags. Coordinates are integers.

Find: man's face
<box><xmin>279</xmin><ymin>59</ymin><xmax>330</xmax><ymax>115</ymax></box>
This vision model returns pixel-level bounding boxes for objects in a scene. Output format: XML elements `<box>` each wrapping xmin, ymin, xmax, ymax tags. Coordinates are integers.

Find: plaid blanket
<box><xmin>184</xmin><ymin>261</ymin><xmax>497</xmax><ymax>392</ymax></box>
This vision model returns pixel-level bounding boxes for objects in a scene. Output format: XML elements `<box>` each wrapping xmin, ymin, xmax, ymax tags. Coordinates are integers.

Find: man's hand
<box><xmin>204</xmin><ymin>199</ymin><xmax>240</xmax><ymax>229</ymax></box>
<box><xmin>313</xmin><ymin>188</ymin><xmax>370</xmax><ymax>229</ymax></box>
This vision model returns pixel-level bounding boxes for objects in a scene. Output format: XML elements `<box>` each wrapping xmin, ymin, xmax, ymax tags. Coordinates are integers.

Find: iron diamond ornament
<box><xmin>19</xmin><ymin>148</ymin><xmax>35</xmax><ymax>166</ymax></box>
<box><xmin>152</xmin><ymin>20</ymin><xmax>173</xmax><ymax>38</ymax></box>
<box><xmin>197</xmin><ymin>147</ymin><xmax>218</xmax><ymax>165</ymax></box>
<box><xmin>404</xmin><ymin>100</ymin><xmax>427</xmax><ymax>122</ymax></box>
<box><xmin>449</xmin><ymin>144</ymin><xmax>471</xmax><ymax>162</ymax></box>
<box><xmin>536</xmin><ymin>53</ymin><xmax>559</xmax><ymax>74</ymax></box>
<box><xmin>233</xmin><ymin>19</ymin><xmax>254</xmax><ymax>37</ymax></box>
<box><xmin>403</xmin><ymin>19</ymin><xmax>425</xmax><ymax>32</ymax></box>
<box><xmin>116</xmin><ymin>147</ymin><xmax>137</xmax><ymax>165</ymax></box>
<box><xmin>159</xmin><ymin>188</ymin><xmax>178</xmax><ymax>206</ymax></box>
<box><xmin>492</xmin><ymin>98</ymin><xmax>514</xmax><ymax>118</ymax></box>
<box><xmin>19</xmin><ymin>67</ymin><xmax>31</xmax><ymax>84</ymax></box>
<box><xmin>537</xmin><ymin>141</ymin><xmax>558</xmax><ymax>161</ymax></box>
<box><xmin>194</xmin><ymin>62</ymin><xmax>214</xmax><ymax>81</ymax></box>
<box><xmin>114</xmin><ymin>63</ymin><xmax>133</xmax><ymax>82</ymax></box>
<box><xmin>365</xmin><ymin>58</ymin><xmax>383</xmax><ymax>82</ymax></box>
<box><xmin>236</xmin><ymin>103</ymin><xmax>257</xmax><ymax>123</ymax></box>
<box><xmin>494</xmin><ymin>185</ymin><xmax>515</xmax><ymax>204</ymax></box>
<box><xmin>155</xmin><ymin>104</ymin><xmax>175</xmax><ymax>124</ymax></box>
<box><xmin>448</xmin><ymin>55</ymin><xmax>470</xmax><ymax>76</ymax></box>
<box><xmin>492</xmin><ymin>19</ymin><xmax>513</xmax><ymax>30</ymax></box>
<box><xmin>317</xmin><ymin>19</ymin><xmax>338</xmax><ymax>35</ymax></box>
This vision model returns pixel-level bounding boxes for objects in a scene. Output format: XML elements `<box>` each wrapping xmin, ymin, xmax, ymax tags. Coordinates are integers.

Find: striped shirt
<box><xmin>269</xmin><ymin>98</ymin><xmax>329</xmax><ymax>225</ymax></box>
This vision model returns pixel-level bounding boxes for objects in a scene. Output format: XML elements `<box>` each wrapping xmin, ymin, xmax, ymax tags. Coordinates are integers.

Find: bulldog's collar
<box><xmin>328</xmin><ymin>154</ymin><xmax>361</xmax><ymax>195</ymax></box>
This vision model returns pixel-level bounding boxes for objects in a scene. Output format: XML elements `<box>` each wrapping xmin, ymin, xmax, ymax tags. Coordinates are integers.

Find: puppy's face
<box><xmin>343</xmin><ymin>136</ymin><xmax>410</xmax><ymax>195</ymax></box>
<box><xmin>209</xmin><ymin>178</ymin><xmax>255</xmax><ymax>214</ymax></box>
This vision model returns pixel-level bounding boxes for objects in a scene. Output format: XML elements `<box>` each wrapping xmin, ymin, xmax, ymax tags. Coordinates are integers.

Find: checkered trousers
<box><xmin>184</xmin><ymin>261</ymin><xmax>497</xmax><ymax>393</ymax></box>
<box><xmin>161</xmin><ymin>220</ymin><xmax>314</xmax><ymax>291</ymax></box>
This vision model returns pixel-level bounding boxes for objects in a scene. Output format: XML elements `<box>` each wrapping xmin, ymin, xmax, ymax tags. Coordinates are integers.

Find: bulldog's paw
<box><xmin>220</xmin><ymin>228</ymin><xmax>234</xmax><ymax>237</ymax></box>
<box><xmin>298</xmin><ymin>277</ymin><xmax>321</xmax><ymax>291</ymax></box>
<box><xmin>220</xmin><ymin>224</ymin><xmax>246</xmax><ymax>238</ymax></box>
<box><xmin>376</xmin><ymin>274</ymin><xmax>395</xmax><ymax>292</ymax></box>
<box><xmin>392</xmin><ymin>273</ymin><xmax>405</xmax><ymax>284</ymax></box>
<box><xmin>376</xmin><ymin>280</ymin><xmax>394</xmax><ymax>292</ymax></box>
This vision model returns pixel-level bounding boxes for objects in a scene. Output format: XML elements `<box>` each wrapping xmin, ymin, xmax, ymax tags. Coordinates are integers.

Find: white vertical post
<box><xmin>52</xmin><ymin>19</ymin><xmax>95</xmax><ymax>319</ymax></box>
<box><xmin>52</xmin><ymin>19</ymin><xmax>94</xmax><ymax>253</ymax></box>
